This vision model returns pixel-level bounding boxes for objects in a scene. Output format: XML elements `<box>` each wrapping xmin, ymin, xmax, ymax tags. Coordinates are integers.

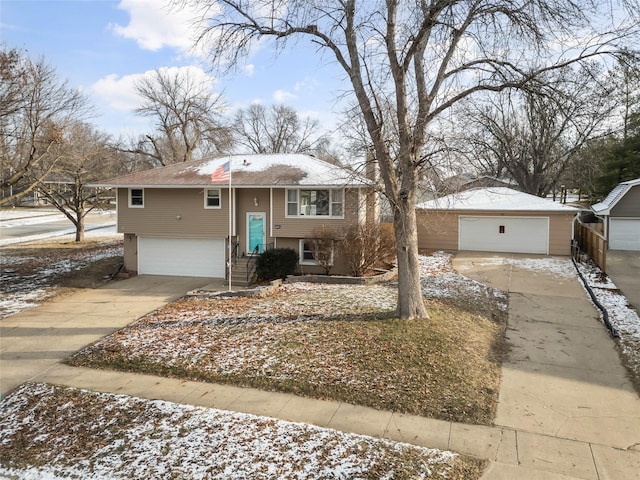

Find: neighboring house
<box><xmin>95</xmin><ymin>154</ymin><xmax>375</xmax><ymax>278</ymax></box>
<box><xmin>417</xmin><ymin>187</ymin><xmax>579</xmax><ymax>255</ymax></box>
<box><xmin>436</xmin><ymin>173</ymin><xmax>518</xmax><ymax>195</ymax></box>
<box><xmin>591</xmin><ymin>178</ymin><xmax>640</xmax><ymax>251</ymax></box>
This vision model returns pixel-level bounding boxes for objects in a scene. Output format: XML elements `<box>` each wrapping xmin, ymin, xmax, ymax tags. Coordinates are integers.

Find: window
<box><xmin>287</xmin><ymin>189</ymin><xmax>298</xmax><ymax>216</ymax></box>
<box><xmin>299</xmin><ymin>240</ymin><xmax>317</xmax><ymax>265</ymax></box>
<box><xmin>331</xmin><ymin>189</ymin><xmax>343</xmax><ymax>216</ymax></box>
<box><xmin>204</xmin><ymin>189</ymin><xmax>221</xmax><ymax>208</ymax></box>
<box><xmin>299</xmin><ymin>239</ymin><xmax>334</xmax><ymax>267</ymax></box>
<box><xmin>129</xmin><ymin>188</ymin><xmax>144</xmax><ymax>208</ymax></box>
<box><xmin>286</xmin><ymin>188</ymin><xmax>343</xmax><ymax>217</ymax></box>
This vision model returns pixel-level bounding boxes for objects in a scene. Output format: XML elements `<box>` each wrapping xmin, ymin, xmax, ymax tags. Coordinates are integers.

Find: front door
<box><xmin>247</xmin><ymin>212</ymin><xmax>266</xmax><ymax>254</ymax></box>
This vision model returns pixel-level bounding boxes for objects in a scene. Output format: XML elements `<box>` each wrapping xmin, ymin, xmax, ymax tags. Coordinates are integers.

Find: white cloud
<box><xmin>242</xmin><ymin>64</ymin><xmax>255</xmax><ymax>77</ymax></box>
<box><xmin>91</xmin><ymin>73</ymin><xmax>143</xmax><ymax>111</ymax></box>
<box><xmin>293</xmin><ymin>78</ymin><xmax>319</xmax><ymax>93</ymax></box>
<box><xmin>273</xmin><ymin>89</ymin><xmax>297</xmax><ymax>102</ymax></box>
<box><xmin>91</xmin><ymin>65</ymin><xmax>219</xmax><ymax>112</ymax></box>
<box><xmin>109</xmin><ymin>0</ymin><xmax>213</xmax><ymax>53</ymax></box>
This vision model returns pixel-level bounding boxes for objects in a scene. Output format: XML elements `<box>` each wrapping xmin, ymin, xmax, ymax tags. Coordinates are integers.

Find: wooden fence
<box><xmin>573</xmin><ymin>218</ymin><xmax>607</xmax><ymax>273</ymax></box>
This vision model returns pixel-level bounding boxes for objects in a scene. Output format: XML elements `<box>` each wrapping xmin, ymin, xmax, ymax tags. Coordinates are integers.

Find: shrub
<box><xmin>255</xmin><ymin>248</ymin><xmax>298</xmax><ymax>281</ymax></box>
<box><xmin>339</xmin><ymin>221</ymin><xmax>396</xmax><ymax>277</ymax></box>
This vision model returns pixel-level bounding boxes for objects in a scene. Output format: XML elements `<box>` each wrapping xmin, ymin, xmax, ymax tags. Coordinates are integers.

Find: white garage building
<box><xmin>592</xmin><ymin>178</ymin><xmax>640</xmax><ymax>251</ymax></box>
<box><xmin>417</xmin><ymin>187</ymin><xmax>579</xmax><ymax>255</ymax></box>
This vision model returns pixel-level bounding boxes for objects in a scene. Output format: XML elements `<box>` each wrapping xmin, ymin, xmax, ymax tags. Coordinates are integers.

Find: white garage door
<box><xmin>610</xmin><ymin>218</ymin><xmax>640</xmax><ymax>250</ymax></box>
<box><xmin>138</xmin><ymin>237</ymin><xmax>225</xmax><ymax>277</ymax></box>
<box><xmin>459</xmin><ymin>216</ymin><xmax>549</xmax><ymax>254</ymax></box>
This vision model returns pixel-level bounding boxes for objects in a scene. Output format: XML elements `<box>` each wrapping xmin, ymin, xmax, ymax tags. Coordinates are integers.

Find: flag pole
<box><xmin>228</xmin><ymin>159</ymin><xmax>232</xmax><ymax>292</ymax></box>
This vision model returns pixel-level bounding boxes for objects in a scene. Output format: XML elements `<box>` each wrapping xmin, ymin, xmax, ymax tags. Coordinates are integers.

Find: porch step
<box><xmin>229</xmin><ymin>257</ymin><xmax>258</xmax><ymax>287</ymax></box>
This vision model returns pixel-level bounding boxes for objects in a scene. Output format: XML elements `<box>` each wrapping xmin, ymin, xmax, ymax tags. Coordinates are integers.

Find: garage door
<box><xmin>459</xmin><ymin>216</ymin><xmax>549</xmax><ymax>254</ymax></box>
<box><xmin>610</xmin><ymin>218</ymin><xmax>640</xmax><ymax>250</ymax></box>
<box><xmin>138</xmin><ymin>237</ymin><xmax>225</xmax><ymax>277</ymax></box>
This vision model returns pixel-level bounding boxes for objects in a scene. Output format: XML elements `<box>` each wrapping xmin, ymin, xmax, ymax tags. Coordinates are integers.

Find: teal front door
<box><xmin>247</xmin><ymin>213</ymin><xmax>265</xmax><ymax>254</ymax></box>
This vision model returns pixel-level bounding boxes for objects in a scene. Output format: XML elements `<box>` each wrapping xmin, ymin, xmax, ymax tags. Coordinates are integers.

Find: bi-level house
<box><xmin>97</xmin><ymin>154</ymin><xmax>376</xmax><ymax>279</ymax></box>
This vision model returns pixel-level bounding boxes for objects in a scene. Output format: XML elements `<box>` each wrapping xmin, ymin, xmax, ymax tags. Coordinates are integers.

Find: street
<box><xmin>0</xmin><ymin>209</ymin><xmax>117</xmax><ymax>245</ymax></box>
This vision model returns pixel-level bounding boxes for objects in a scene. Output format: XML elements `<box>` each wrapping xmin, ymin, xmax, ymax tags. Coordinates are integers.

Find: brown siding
<box><xmin>417</xmin><ymin>209</ymin><xmax>576</xmax><ymax>255</ymax></box>
<box><xmin>417</xmin><ymin>211</ymin><xmax>458</xmax><ymax>251</ymax></box>
<box><xmin>117</xmin><ymin>188</ymin><xmax>230</xmax><ymax>237</ymax></box>
<box><xmin>548</xmin><ymin>213</ymin><xmax>575</xmax><ymax>255</ymax></box>
<box><xmin>271</xmin><ymin>188</ymin><xmax>363</xmax><ymax>238</ymax></box>
<box><xmin>611</xmin><ymin>185</ymin><xmax>640</xmax><ymax>217</ymax></box>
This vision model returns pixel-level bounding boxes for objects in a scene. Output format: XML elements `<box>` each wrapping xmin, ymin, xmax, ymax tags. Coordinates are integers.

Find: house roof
<box><xmin>591</xmin><ymin>178</ymin><xmax>640</xmax><ymax>216</ymax></box>
<box><xmin>94</xmin><ymin>154</ymin><xmax>366</xmax><ymax>188</ymax></box>
<box><xmin>417</xmin><ymin>187</ymin><xmax>580</xmax><ymax>212</ymax></box>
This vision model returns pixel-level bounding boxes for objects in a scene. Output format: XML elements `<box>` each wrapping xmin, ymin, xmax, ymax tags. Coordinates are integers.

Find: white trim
<box><xmin>269</xmin><ymin>187</ymin><xmax>274</xmax><ymax>238</ymax></box>
<box><xmin>204</xmin><ymin>188</ymin><xmax>222</xmax><ymax>209</ymax></box>
<box><xmin>128</xmin><ymin>188</ymin><xmax>144</xmax><ymax>208</ymax></box>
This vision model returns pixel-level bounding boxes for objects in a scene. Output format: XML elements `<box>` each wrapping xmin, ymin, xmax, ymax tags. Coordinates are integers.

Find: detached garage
<box><xmin>592</xmin><ymin>178</ymin><xmax>640</xmax><ymax>251</ymax></box>
<box><xmin>138</xmin><ymin>237</ymin><xmax>226</xmax><ymax>277</ymax></box>
<box><xmin>417</xmin><ymin>187</ymin><xmax>579</xmax><ymax>255</ymax></box>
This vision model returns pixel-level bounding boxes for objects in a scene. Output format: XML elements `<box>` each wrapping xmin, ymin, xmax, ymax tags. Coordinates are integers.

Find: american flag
<box><xmin>210</xmin><ymin>161</ymin><xmax>230</xmax><ymax>182</ymax></box>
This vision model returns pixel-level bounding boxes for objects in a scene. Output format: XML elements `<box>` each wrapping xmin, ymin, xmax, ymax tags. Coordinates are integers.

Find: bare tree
<box><xmin>233</xmin><ymin>103</ymin><xmax>329</xmax><ymax>155</ymax></box>
<box><xmin>1</xmin><ymin>48</ymin><xmax>91</xmax><ymax>206</ymax></box>
<box><xmin>131</xmin><ymin>68</ymin><xmax>232</xmax><ymax>166</ymax></box>
<box><xmin>37</xmin><ymin>122</ymin><xmax>119</xmax><ymax>241</ymax></box>
<box><xmin>177</xmin><ymin>0</ymin><xmax>639</xmax><ymax>319</ymax></box>
<box><xmin>461</xmin><ymin>65</ymin><xmax>616</xmax><ymax>196</ymax></box>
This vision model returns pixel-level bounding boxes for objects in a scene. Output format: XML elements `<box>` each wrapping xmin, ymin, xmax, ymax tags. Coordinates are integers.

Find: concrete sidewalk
<box><xmin>2</xmin><ymin>258</ymin><xmax>640</xmax><ymax>479</ymax></box>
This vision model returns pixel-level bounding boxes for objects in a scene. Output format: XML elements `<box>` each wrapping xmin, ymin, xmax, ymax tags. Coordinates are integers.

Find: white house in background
<box><xmin>417</xmin><ymin>187</ymin><xmax>579</xmax><ymax>255</ymax></box>
<box><xmin>591</xmin><ymin>178</ymin><xmax>640</xmax><ymax>251</ymax></box>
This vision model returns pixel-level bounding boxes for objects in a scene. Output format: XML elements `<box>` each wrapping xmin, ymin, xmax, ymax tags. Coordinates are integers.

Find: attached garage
<box><xmin>417</xmin><ymin>187</ymin><xmax>579</xmax><ymax>256</ymax></box>
<box><xmin>138</xmin><ymin>237</ymin><xmax>226</xmax><ymax>277</ymax></box>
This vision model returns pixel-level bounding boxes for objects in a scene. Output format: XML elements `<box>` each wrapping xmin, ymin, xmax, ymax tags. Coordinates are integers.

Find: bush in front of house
<box><xmin>308</xmin><ymin>225</ymin><xmax>338</xmax><ymax>275</ymax></box>
<box><xmin>339</xmin><ymin>221</ymin><xmax>396</xmax><ymax>277</ymax></box>
<box><xmin>256</xmin><ymin>248</ymin><xmax>298</xmax><ymax>281</ymax></box>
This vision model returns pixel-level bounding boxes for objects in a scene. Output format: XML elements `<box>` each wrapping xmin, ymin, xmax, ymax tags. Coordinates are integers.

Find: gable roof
<box><xmin>417</xmin><ymin>187</ymin><xmax>580</xmax><ymax>212</ymax></box>
<box><xmin>95</xmin><ymin>154</ymin><xmax>365</xmax><ymax>188</ymax></box>
<box><xmin>591</xmin><ymin>178</ymin><xmax>640</xmax><ymax>215</ymax></box>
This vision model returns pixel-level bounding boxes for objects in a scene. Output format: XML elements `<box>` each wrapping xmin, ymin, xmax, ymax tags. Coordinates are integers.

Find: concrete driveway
<box><xmin>0</xmin><ymin>275</ymin><xmax>211</xmax><ymax>397</ymax></box>
<box><xmin>606</xmin><ymin>250</ymin><xmax>640</xmax><ymax>312</ymax></box>
<box><xmin>452</xmin><ymin>252</ymin><xmax>640</xmax><ymax>479</ymax></box>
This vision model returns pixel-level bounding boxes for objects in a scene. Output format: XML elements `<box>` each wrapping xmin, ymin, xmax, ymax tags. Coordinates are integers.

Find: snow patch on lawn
<box><xmin>0</xmin><ymin>383</ymin><xmax>459</xmax><ymax>480</ymax></box>
<box><xmin>419</xmin><ymin>252</ymin><xmax>508</xmax><ymax>310</ymax></box>
<box><xmin>1</xmin><ymin>241</ymin><xmax>122</xmax><ymax>318</ymax></box>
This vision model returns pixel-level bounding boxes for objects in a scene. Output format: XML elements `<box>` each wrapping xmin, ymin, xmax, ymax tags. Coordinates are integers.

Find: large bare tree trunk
<box><xmin>394</xmin><ymin>195</ymin><xmax>428</xmax><ymax>319</ymax></box>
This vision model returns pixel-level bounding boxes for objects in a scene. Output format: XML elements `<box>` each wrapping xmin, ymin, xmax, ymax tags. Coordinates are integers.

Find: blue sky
<box><xmin>0</xmin><ymin>0</ymin><xmax>346</xmax><ymax>138</ymax></box>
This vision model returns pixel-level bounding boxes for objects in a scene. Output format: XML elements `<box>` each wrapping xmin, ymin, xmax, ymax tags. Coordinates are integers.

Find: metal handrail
<box><xmin>231</xmin><ymin>241</ymin><xmax>239</xmax><ymax>265</ymax></box>
<box><xmin>245</xmin><ymin>243</ymin><xmax>274</xmax><ymax>283</ymax></box>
